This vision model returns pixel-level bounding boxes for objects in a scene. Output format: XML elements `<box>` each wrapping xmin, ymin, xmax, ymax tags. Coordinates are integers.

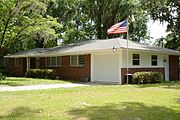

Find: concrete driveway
<box><xmin>0</xmin><ymin>83</ymin><xmax>90</xmax><ymax>92</ymax></box>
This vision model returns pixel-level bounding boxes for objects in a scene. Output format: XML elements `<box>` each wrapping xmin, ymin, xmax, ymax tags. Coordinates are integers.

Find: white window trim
<box><xmin>132</xmin><ymin>54</ymin><xmax>140</xmax><ymax>66</ymax></box>
<box><xmin>151</xmin><ymin>55</ymin><xmax>158</xmax><ymax>66</ymax></box>
<box><xmin>45</xmin><ymin>56</ymin><xmax>62</xmax><ymax>67</ymax></box>
<box><xmin>70</xmin><ymin>55</ymin><xmax>84</xmax><ymax>67</ymax></box>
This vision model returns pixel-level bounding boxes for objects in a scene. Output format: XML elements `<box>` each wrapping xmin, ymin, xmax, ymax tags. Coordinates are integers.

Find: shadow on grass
<box><xmin>68</xmin><ymin>102</ymin><xmax>180</xmax><ymax>120</ymax></box>
<box><xmin>0</xmin><ymin>106</ymin><xmax>42</xmax><ymax>119</ymax></box>
<box><xmin>135</xmin><ymin>81</ymin><xmax>180</xmax><ymax>90</ymax></box>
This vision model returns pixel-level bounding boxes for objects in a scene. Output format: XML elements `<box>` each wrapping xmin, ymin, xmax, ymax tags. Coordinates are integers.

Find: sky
<box><xmin>147</xmin><ymin>20</ymin><xmax>168</xmax><ymax>42</ymax></box>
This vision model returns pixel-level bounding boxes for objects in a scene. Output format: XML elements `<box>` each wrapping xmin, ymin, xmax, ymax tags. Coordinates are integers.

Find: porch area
<box><xmin>6</xmin><ymin>57</ymin><xmax>44</xmax><ymax>76</ymax></box>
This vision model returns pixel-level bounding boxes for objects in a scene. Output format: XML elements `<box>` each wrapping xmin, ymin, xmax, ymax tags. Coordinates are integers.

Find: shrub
<box><xmin>0</xmin><ymin>72</ymin><xmax>6</xmax><ymax>81</ymax></box>
<box><xmin>25</xmin><ymin>69</ymin><xmax>57</xmax><ymax>79</ymax></box>
<box><xmin>132</xmin><ymin>71</ymin><xmax>163</xmax><ymax>84</ymax></box>
<box><xmin>0</xmin><ymin>65</ymin><xmax>8</xmax><ymax>75</ymax></box>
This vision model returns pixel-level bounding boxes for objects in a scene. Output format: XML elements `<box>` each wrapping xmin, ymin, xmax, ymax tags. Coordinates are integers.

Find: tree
<box><xmin>48</xmin><ymin>0</ymin><xmax>150</xmax><ymax>43</ymax></box>
<box><xmin>153</xmin><ymin>37</ymin><xmax>165</xmax><ymax>47</ymax></box>
<box><xmin>164</xmin><ymin>34</ymin><xmax>180</xmax><ymax>50</ymax></box>
<box><xmin>0</xmin><ymin>0</ymin><xmax>61</xmax><ymax>54</ymax></box>
<box><xmin>47</xmin><ymin>0</ymin><xmax>95</xmax><ymax>44</ymax></box>
<box><xmin>86</xmin><ymin>0</ymin><xmax>150</xmax><ymax>40</ymax></box>
<box><xmin>141</xmin><ymin>0</ymin><xmax>180</xmax><ymax>50</ymax></box>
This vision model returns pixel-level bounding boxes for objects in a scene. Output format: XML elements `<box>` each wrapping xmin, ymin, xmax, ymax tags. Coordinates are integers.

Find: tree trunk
<box><xmin>0</xmin><ymin>17</ymin><xmax>11</xmax><ymax>48</ymax></box>
<box><xmin>96</xmin><ymin>1</ymin><xmax>102</xmax><ymax>39</ymax></box>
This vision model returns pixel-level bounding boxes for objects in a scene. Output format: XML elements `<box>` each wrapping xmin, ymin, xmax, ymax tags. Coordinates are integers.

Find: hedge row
<box><xmin>132</xmin><ymin>71</ymin><xmax>163</xmax><ymax>84</ymax></box>
<box><xmin>25</xmin><ymin>69</ymin><xmax>57</xmax><ymax>79</ymax></box>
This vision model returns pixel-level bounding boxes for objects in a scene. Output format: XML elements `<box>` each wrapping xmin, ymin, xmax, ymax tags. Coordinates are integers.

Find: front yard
<box><xmin>0</xmin><ymin>77</ymin><xmax>77</xmax><ymax>86</ymax></box>
<box><xmin>0</xmin><ymin>81</ymin><xmax>179</xmax><ymax>120</ymax></box>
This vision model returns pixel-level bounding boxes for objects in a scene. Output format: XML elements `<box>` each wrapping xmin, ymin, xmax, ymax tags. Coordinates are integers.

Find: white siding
<box><xmin>121</xmin><ymin>50</ymin><xmax>169</xmax><ymax>80</ymax></box>
<box><xmin>91</xmin><ymin>53</ymin><xmax>120</xmax><ymax>83</ymax></box>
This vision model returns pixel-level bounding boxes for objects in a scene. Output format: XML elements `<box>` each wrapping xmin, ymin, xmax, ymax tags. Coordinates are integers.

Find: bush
<box><xmin>132</xmin><ymin>71</ymin><xmax>163</xmax><ymax>84</ymax></box>
<box><xmin>0</xmin><ymin>69</ymin><xmax>8</xmax><ymax>75</ymax></box>
<box><xmin>25</xmin><ymin>69</ymin><xmax>57</xmax><ymax>79</ymax></box>
<box><xmin>0</xmin><ymin>72</ymin><xmax>6</xmax><ymax>81</ymax></box>
<box><xmin>0</xmin><ymin>65</ymin><xmax>8</xmax><ymax>75</ymax></box>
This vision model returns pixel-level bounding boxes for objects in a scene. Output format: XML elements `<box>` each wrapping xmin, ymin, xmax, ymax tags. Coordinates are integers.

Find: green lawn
<box><xmin>0</xmin><ymin>82</ymin><xmax>180</xmax><ymax>120</ymax></box>
<box><xmin>0</xmin><ymin>77</ymin><xmax>75</xmax><ymax>86</ymax></box>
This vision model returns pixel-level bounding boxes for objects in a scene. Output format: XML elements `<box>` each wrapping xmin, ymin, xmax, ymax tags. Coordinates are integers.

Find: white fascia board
<box><xmin>121</xmin><ymin>48</ymin><xmax>180</xmax><ymax>56</ymax></box>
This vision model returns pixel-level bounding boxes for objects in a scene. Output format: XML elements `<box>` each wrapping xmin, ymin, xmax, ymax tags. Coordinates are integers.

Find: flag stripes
<box><xmin>107</xmin><ymin>20</ymin><xmax>128</xmax><ymax>34</ymax></box>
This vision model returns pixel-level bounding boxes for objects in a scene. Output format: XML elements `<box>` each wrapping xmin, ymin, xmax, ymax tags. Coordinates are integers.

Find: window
<box><xmin>15</xmin><ymin>58</ymin><xmax>19</xmax><ymax>67</ymax></box>
<box><xmin>45</xmin><ymin>56</ymin><xmax>62</xmax><ymax>67</ymax></box>
<box><xmin>70</xmin><ymin>55</ymin><xmax>85</xmax><ymax>67</ymax></box>
<box><xmin>51</xmin><ymin>57</ymin><xmax>56</xmax><ymax>66</ymax></box>
<box><xmin>151</xmin><ymin>55</ymin><xmax>157</xmax><ymax>66</ymax></box>
<box><xmin>78</xmin><ymin>55</ymin><xmax>85</xmax><ymax>66</ymax></box>
<box><xmin>71</xmin><ymin>55</ymin><xmax>78</xmax><ymax>66</ymax></box>
<box><xmin>46</xmin><ymin>57</ymin><xmax>51</xmax><ymax>66</ymax></box>
<box><xmin>132</xmin><ymin>54</ymin><xmax>140</xmax><ymax>65</ymax></box>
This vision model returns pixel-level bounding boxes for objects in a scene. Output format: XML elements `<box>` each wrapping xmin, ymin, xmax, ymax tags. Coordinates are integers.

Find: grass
<box><xmin>0</xmin><ymin>77</ymin><xmax>76</xmax><ymax>86</ymax></box>
<box><xmin>0</xmin><ymin>82</ymin><xmax>179</xmax><ymax>120</ymax></box>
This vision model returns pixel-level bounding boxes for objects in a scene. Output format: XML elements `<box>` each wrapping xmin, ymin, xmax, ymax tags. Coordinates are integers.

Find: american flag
<box><xmin>107</xmin><ymin>20</ymin><xmax>128</xmax><ymax>34</ymax></box>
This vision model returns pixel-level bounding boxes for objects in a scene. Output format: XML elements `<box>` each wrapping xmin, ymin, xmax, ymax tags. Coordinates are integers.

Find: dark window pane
<box><xmin>152</xmin><ymin>55</ymin><xmax>157</xmax><ymax>60</ymax></box>
<box><xmin>133</xmin><ymin>54</ymin><xmax>139</xmax><ymax>59</ymax></box>
<box><xmin>152</xmin><ymin>61</ymin><xmax>157</xmax><ymax>66</ymax></box>
<box><xmin>133</xmin><ymin>54</ymin><xmax>139</xmax><ymax>65</ymax></box>
<box><xmin>151</xmin><ymin>55</ymin><xmax>157</xmax><ymax>66</ymax></box>
<box><xmin>133</xmin><ymin>60</ymin><xmax>139</xmax><ymax>65</ymax></box>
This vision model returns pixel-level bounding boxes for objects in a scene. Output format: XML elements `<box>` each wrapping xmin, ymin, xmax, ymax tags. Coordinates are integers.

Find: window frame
<box><xmin>151</xmin><ymin>55</ymin><xmax>158</xmax><ymax>66</ymax></box>
<box><xmin>70</xmin><ymin>55</ymin><xmax>85</xmax><ymax>67</ymax></box>
<box><xmin>45</xmin><ymin>56</ymin><xmax>62</xmax><ymax>67</ymax></box>
<box><xmin>15</xmin><ymin>58</ymin><xmax>20</xmax><ymax>67</ymax></box>
<box><xmin>132</xmin><ymin>54</ymin><xmax>140</xmax><ymax>66</ymax></box>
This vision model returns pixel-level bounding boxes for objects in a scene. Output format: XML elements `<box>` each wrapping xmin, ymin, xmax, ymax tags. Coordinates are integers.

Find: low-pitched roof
<box><xmin>5</xmin><ymin>48</ymin><xmax>48</xmax><ymax>58</ymax></box>
<box><xmin>5</xmin><ymin>38</ymin><xmax>180</xmax><ymax>57</ymax></box>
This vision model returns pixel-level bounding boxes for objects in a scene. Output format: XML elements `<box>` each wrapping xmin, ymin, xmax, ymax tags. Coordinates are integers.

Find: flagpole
<box><xmin>126</xmin><ymin>18</ymin><xmax>129</xmax><ymax>84</ymax></box>
<box><xmin>107</xmin><ymin>19</ymin><xmax>129</xmax><ymax>84</ymax></box>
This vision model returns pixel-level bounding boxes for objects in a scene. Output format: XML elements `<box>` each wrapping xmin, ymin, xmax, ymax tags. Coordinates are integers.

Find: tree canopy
<box><xmin>48</xmin><ymin>0</ymin><xmax>150</xmax><ymax>43</ymax></box>
<box><xmin>141</xmin><ymin>0</ymin><xmax>180</xmax><ymax>50</ymax></box>
<box><xmin>0</xmin><ymin>0</ymin><xmax>61</xmax><ymax>53</ymax></box>
<box><xmin>0</xmin><ymin>0</ymin><xmax>179</xmax><ymax>55</ymax></box>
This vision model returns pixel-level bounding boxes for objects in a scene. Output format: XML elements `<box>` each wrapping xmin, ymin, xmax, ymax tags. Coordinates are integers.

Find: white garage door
<box><xmin>91</xmin><ymin>54</ymin><xmax>119</xmax><ymax>83</ymax></box>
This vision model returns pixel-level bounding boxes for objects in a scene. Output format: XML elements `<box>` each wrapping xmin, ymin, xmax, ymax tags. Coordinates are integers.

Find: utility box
<box><xmin>124</xmin><ymin>74</ymin><xmax>133</xmax><ymax>84</ymax></box>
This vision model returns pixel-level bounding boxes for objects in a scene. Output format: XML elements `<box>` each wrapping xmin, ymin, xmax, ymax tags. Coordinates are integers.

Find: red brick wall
<box><xmin>121</xmin><ymin>68</ymin><xmax>165</xmax><ymax>84</ymax></box>
<box><xmin>169</xmin><ymin>55</ymin><xmax>179</xmax><ymax>80</ymax></box>
<box><xmin>41</xmin><ymin>54</ymin><xmax>91</xmax><ymax>81</ymax></box>
<box><xmin>8</xmin><ymin>58</ymin><xmax>27</xmax><ymax>76</ymax></box>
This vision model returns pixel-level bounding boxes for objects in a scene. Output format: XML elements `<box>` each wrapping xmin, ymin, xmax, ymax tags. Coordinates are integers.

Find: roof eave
<box><xmin>121</xmin><ymin>48</ymin><xmax>180</xmax><ymax>56</ymax></box>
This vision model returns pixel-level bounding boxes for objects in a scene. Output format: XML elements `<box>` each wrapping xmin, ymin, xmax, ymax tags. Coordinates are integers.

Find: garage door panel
<box><xmin>92</xmin><ymin>54</ymin><xmax>119</xmax><ymax>82</ymax></box>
